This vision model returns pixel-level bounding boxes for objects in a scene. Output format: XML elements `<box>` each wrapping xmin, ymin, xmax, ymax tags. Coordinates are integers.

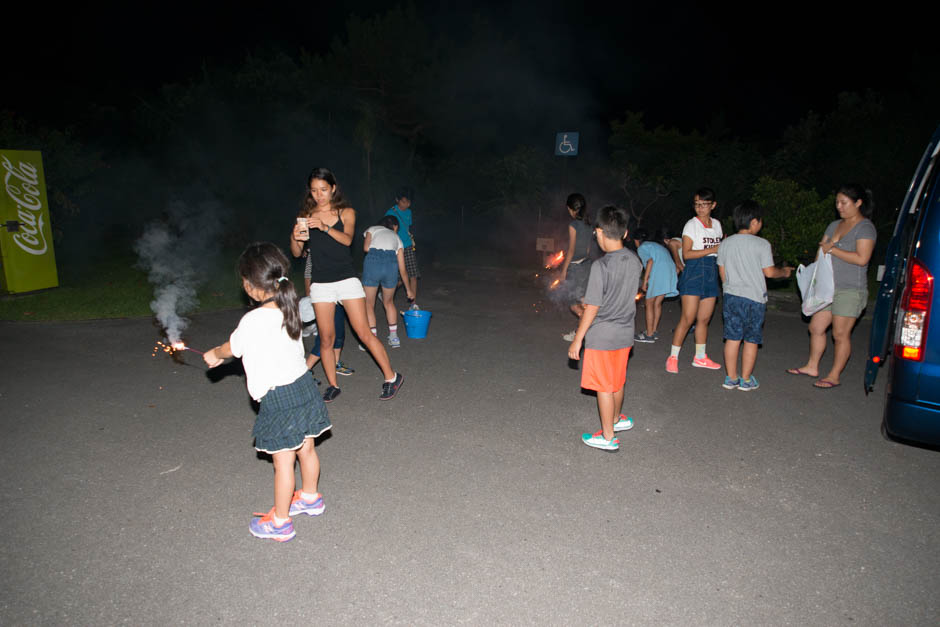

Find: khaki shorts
<box><xmin>824</xmin><ymin>288</ymin><xmax>868</xmax><ymax>318</ymax></box>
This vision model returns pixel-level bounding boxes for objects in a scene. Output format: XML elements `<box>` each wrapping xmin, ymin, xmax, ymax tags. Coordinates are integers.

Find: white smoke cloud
<box><xmin>542</xmin><ymin>273</ymin><xmax>579</xmax><ymax>309</ymax></box>
<box><xmin>135</xmin><ymin>199</ymin><xmax>224</xmax><ymax>343</ymax></box>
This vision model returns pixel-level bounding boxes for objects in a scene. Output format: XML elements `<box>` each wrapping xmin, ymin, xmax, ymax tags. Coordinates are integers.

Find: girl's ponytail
<box><xmin>566</xmin><ymin>192</ymin><xmax>588</xmax><ymax>224</ymax></box>
<box><xmin>238</xmin><ymin>242</ymin><xmax>303</xmax><ymax>340</ymax></box>
<box><xmin>273</xmin><ymin>275</ymin><xmax>303</xmax><ymax>340</ymax></box>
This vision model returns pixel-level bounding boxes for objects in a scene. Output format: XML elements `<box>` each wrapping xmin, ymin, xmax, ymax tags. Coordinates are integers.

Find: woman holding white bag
<box><xmin>788</xmin><ymin>184</ymin><xmax>877</xmax><ymax>388</ymax></box>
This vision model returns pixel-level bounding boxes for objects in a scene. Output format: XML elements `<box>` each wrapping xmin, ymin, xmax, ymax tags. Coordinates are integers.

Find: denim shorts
<box><xmin>565</xmin><ymin>259</ymin><xmax>592</xmax><ymax>302</ymax></box>
<box><xmin>722</xmin><ymin>293</ymin><xmax>766</xmax><ymax>344</ymax></box>
<box><xmin>362</xmin><ymin>249</ymin><xmax>399</xmax><ymax>288</ymax></box>
<box><xmin>678</xmin><ymin>256</ymin><xmax>719</xmax><ymax>299</ymax></box>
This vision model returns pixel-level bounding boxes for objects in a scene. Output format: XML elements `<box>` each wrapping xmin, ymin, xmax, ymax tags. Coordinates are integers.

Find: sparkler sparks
<box><xmin>544</xmin><ymin>250</ymin><xmax>565</xmax><ymax>269</ymax></box>
<box><xmin>549</xmin><ymin>279</ymin><xmax>561</xmax><ymax>289</ymax></box>
<box><xmin>151</xmin><ymin>340</ymin><xmax>204</xmax><ymax>358</ymax></box>
<box><xmin>172</xmin><ymin>341</ymin><xmax>205</xmax><ymax>355</ymax></box>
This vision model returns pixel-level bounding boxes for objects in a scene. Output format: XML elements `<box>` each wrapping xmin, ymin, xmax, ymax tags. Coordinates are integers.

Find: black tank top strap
<box><xmin>307</xmin><ymin>211</ymin><xmax>355</xmax><ymax>283</ymax></box>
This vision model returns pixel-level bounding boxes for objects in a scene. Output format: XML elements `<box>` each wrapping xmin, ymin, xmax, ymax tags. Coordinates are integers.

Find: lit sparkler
<box><xmin>544</xmin><ymin>251</ymin><xmax>565</xmax><ymax>269</ymax></box>
<box><xmin>151</xmin><ymin>340</ymin><xmax>205</xmax><ymax>357</ymax></box>
<box><xmin>172</xmin><ymin>341</ymin><xmax>205</xmax><ymax>355</ymax></box>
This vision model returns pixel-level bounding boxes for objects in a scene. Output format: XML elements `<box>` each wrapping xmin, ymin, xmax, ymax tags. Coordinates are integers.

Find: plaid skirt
<box><xmin>253</xmin><ymin>373</ymin><xmax>332</xmax><ymax>453</ymax></box>
<box><xmin>403</xmin><ymin>245</ymin><xmax>420</xmax><ymax>278</ymax></box>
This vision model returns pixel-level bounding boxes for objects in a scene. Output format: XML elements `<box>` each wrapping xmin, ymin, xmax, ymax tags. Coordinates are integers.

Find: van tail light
<box><xmin>894</xmin><ymin>258</ymin><xmax>933</xmax><ymax>361</ymax></box>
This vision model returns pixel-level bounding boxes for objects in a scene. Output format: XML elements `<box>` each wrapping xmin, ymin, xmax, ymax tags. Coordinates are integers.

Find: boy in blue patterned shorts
<box><xmin>716</xmin><ymin>201</ymin><xmax>793</xmax><ymax>390</ymax></box>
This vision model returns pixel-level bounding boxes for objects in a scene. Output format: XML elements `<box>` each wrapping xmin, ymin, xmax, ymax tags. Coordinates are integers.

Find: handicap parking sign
<box><xmin>554</xmin><ymin>132</ymin><xmax>579</xmax><ymax>156</ymax></box>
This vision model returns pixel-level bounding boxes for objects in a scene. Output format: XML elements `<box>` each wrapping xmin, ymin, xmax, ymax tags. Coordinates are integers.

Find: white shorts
<box><xmin>309</xmin><ymin>277</ymin><xmax>366</xmax><ymax>303</ymax></box>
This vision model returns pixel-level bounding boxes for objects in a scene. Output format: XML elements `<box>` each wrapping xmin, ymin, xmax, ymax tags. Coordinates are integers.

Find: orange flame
<box><xmin>549</xmin><ymin>279</ymin><xmax>561</xmax><ymax>289</ymax></box>
<box><xmin>545</xmin><ymin>250</ymin><xmax>565</xmax><ymax>269</ymax></box>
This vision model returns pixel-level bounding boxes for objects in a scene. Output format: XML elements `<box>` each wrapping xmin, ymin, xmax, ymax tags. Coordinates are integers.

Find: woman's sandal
<box><xmin>813</xmin><ymin>379</ymin><xmax>841</xmax><ymax>389</ymax></box>
<box><xmin>786</xmin><ymin>368</ymin><xmax>816</xmax><ymax>377</ymax></box>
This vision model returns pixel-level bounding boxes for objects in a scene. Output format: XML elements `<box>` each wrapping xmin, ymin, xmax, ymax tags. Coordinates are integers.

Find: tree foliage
<box><xmin>608</xmin><ymin>112</ymin><xmax>762</xmax><ymax>231</ymax></box>
<box><xmin>4</xmin><ymin>4</ymin><xmax>936</xmax><ymax>268</ymax></box>
<box><xmin>0</xmin><ymin>111</ymin><xmax>103</xmax><ymax>242</ymax></box>
<box><xmin>752</xmin><ymin>176</ymin><xmax>834</xmax><ymax>266</ymax></box>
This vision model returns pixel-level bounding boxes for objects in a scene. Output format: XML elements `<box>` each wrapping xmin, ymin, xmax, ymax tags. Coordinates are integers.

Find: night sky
<box><xmin>8</xmin><ymin>2</ymin><xmax>936</xmax><ymax>138</ymax></box>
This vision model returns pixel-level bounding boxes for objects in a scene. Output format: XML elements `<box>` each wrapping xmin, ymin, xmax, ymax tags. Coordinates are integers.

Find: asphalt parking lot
<box><xmin>1</xmin><ymin>266</ymin><xmax>937</xmax><ymax>625</ymax></box>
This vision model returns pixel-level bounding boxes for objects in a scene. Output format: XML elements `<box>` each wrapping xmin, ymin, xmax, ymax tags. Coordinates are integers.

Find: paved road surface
<box><xmin>1</xmin><ymin>267</ymin><xmax>937</xmax><ymax>625</ymax></box>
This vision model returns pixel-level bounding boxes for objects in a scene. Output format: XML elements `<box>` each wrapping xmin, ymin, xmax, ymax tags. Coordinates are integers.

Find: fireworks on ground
<box><xmin>544</xmin><ymin>250</ymin><xmax>565</xmax><ymax>269</ymax></box>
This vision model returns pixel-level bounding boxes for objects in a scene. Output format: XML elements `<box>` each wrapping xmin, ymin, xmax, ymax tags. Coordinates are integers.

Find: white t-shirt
<box><xmin>365</xmin><ymin>226</ymin><xmax>404</xmax><ymax>252</ymax></box>
<box><xmin>229</xmin><ymin>307</ymin><xmax>308</xmax><ymax>401</ymax></box>
<box><xmin>682</xmin><ymin>217</ymin><xmax>723</xmax><ymax>256</ymax></box>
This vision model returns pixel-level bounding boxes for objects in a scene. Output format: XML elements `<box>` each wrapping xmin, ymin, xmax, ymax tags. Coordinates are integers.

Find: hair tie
<box><xmin>277</xmin><ymin>276</ymin><xmax>289</xmax><ymax>283</ymax></box>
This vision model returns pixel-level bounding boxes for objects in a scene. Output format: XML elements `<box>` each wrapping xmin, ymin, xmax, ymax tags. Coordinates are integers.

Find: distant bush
<box><xmin>752</xmin><ymin>176</ymin><xmax>835</xmax><ymax>266</ymax></box>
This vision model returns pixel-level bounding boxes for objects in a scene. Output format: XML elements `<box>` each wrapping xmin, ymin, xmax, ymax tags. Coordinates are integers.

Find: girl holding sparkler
<box><xmin>560</xmin><ymin>193</ymin><xmax>599</xmax><ymax>342</ymax></box>
<box><xmin>633</xmin><ymin>227</ymin><xmax>679</xmax><ymax>343</ymax></box>
<box><xmin>290</xmin><ymin>167</ymin><xmax>404</xmax><ymax>402</ymax></box>
<box><xmin>203</xmin><ymin>242</ymin><xmax>331</xmax><ymax>543</ymax></box>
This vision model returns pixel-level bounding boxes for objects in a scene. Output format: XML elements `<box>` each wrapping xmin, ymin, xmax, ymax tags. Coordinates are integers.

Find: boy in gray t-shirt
<box><xmin>716</xmin><ymin>201</ymin><xmax>793</xmax><ymax>391</ymax></box>
<box><xmin>567</xmin><ymin>206</ymin><xmax>643</xmax><ymax>451</ymax></box>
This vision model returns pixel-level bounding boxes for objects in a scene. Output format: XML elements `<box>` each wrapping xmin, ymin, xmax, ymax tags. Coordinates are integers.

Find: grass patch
<box><xmin>0</xmin><ymin>252</ymin><xmax>279</xmax><ymax>322</ymax></box>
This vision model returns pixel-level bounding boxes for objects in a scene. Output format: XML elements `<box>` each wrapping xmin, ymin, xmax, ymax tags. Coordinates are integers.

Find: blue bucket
<box><xmin>402</xmin><ymin>309</ymin><xmax>432</xmax><ymax>339</ymax></box>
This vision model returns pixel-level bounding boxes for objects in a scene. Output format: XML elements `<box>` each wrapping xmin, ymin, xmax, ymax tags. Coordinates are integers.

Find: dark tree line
<box><xmin>2</xmin><ymin>5</ymin><xmax>937</xmax><ymax>268</ymax></box>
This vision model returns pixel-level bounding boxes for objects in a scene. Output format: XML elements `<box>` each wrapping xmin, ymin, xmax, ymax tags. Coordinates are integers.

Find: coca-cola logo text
<box><xmin>2</xmin><ymin>155</ymin><xmax>47</xmax><ymax>255</ymax></box>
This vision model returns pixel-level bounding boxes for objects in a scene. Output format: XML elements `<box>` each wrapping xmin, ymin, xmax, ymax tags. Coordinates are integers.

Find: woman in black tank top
<box><xmin>290</xmin><ymin>168</ymin><xmax>403</xmax><ymax>401</ymax></box>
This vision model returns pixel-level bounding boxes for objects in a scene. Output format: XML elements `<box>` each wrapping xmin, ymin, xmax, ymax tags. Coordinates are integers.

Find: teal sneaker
<box><xmin>722</xmin><ymin>376</ymin><xmax>740</xmax><ymax>389</ymax></box>
<box><xmin>582</xmin><ymin>431</ymin><xmax>620</xmax><ymax>451</ymax></box>
<box><xmin>738</xmin><ymin>375</ymin><xmax>760</xmax><ymax>391</ymax></box>
<box><xmin>335</xmin><ymin>361</ymin><xmax>355</xmax><ymax>376</ymax></box>
<box><xmin>613</xmin><ymin>414</ymin><xmax>634</xmax><ymax>432</ymax></box>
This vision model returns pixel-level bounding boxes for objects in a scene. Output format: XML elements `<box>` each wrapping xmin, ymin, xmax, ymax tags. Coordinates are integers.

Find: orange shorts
<box><xmin>581</xmin><ymin>347</ymin><xmax>630</xmax><ymax>393</ymax></box>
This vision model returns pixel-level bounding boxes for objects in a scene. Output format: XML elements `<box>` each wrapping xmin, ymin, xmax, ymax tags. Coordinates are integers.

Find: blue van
<box><xmin>866</xmin><ymin>124</ymin><xmax>940</xmax><ymax>448</ymax></box>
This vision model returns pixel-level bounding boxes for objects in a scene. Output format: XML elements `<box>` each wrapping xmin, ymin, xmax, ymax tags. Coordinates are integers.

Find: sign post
<box><xmin>536</xmin><ymin>131</ymin><xmax>581</xmax><ymax>263</ymax></box>
<box><xmin>0</xmin><ymin>150</ymin><xmax>58</xmax><ymax>293</ymax></box>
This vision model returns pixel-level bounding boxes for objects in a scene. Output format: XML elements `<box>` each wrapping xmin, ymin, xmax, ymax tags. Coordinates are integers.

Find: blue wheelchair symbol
<box><xmin>554</xmin><ymin>132</ymin><xmax>579</xmax><ymax>156</ymax></box>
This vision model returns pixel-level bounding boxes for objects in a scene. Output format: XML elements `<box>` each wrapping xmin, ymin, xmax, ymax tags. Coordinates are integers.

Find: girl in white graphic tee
<box><xmin>666</xmin><ymin>188</ymin><xmax>724</xmax><ymax>374</ymax></box>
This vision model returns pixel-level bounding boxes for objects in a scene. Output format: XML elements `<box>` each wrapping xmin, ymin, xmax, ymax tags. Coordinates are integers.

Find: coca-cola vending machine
<box><xmin>0</xmin><ymin>149</ymin><xmax>58</xmax><ymax>293</ymax></box>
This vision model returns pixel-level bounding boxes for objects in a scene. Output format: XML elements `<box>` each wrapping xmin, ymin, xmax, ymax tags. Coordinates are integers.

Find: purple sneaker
<box><xmin>249</xmin><ymin>508</ymin><xmax>295</xmax><ymax>542</ymax></box>
<box><xmin>288</xmin><ymin>491</ymin><xmax>325</xmax><ymax>517</ymax></box>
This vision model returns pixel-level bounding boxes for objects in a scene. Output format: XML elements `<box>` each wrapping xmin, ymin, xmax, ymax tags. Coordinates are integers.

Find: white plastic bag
<box><xmin>298</xmin><ymin>296</ymin><xmax>316</xmax><ymax>323</ymax></box>
<box><xmin>797</xmin><ymin>248</ymin><xmax>834</xmax><ymax>316</ymax></box>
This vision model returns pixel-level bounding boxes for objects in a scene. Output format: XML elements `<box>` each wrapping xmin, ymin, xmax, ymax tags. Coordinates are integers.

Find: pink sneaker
<box><xmin>665</xmin><ymin>356</ymin><xmax>678</xmax><ymax>374</ymax></box>
<box><xmin>692</xmin><ymin>355</ymin><xmax>721</xmax><ymax>369</ymax></box>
